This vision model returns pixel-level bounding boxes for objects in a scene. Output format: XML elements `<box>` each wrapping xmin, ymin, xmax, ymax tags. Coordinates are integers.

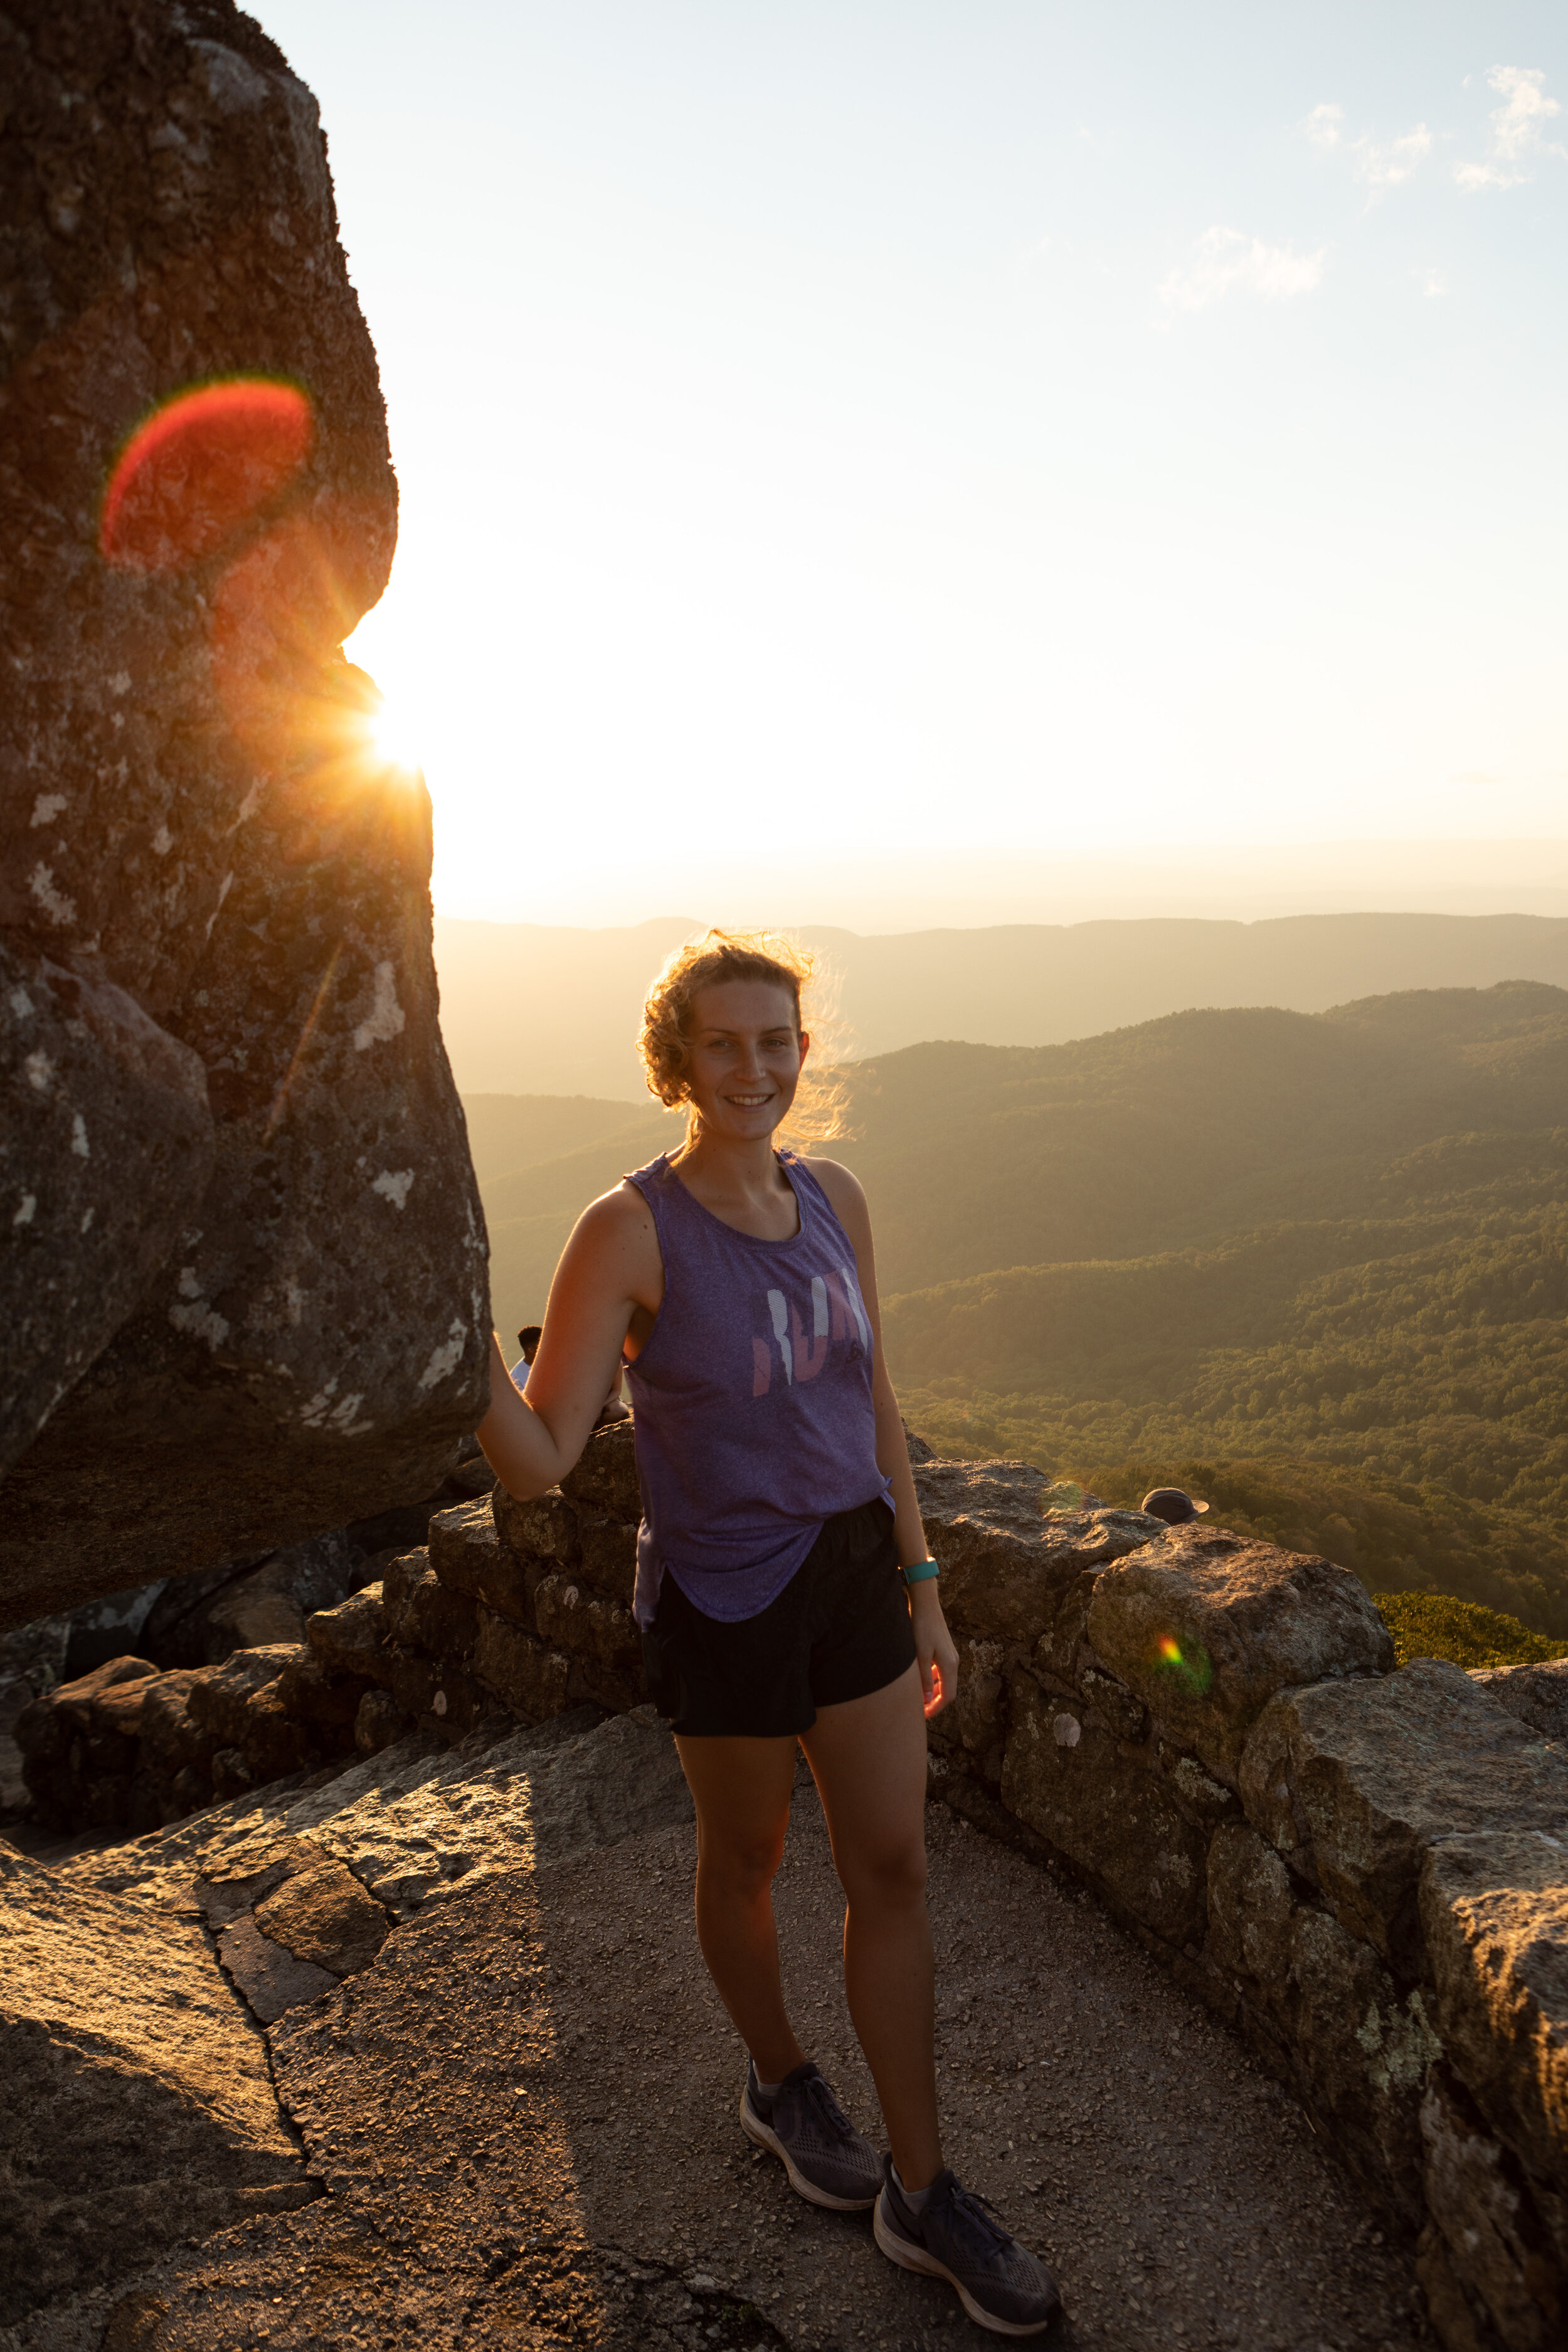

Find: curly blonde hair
<box><xmin>638</xmin><ymin>928</ymin><xmax>845</xmax><ymax>1145</ymax></box>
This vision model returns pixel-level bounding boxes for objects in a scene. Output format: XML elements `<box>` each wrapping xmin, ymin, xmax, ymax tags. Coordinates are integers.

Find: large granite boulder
<box><xmin>1</xmin><ymin>953</ymin><xmax>214</xmax><ymax>1471</ymax></box>
<box><xmin>0</xmin><ymin>0</ymin><xmax>489</xmax><ymax>1633</ymax></box>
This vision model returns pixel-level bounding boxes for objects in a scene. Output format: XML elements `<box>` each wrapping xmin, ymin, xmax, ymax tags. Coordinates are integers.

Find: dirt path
<box><xmin>14</xmin><ymin>1751</ymin><xmax>1428</xmax><ymax>2352</ymax></box>
<box><xmin>541</xmin><ymin>1777</ymin><xmax>1424</xmax><ymax>2352</ymax></box>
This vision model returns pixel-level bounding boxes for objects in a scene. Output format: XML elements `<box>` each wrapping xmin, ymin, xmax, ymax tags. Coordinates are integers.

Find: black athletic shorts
<box><xmin>640</xmin><ymin>1498</ymin><xmax>916</xmax><ymax>1739</ymax></box>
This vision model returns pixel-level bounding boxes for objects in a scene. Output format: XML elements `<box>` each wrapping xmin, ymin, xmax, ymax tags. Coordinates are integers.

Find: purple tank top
<box><xmin>623</xmin><ymin>1152</ymin><xmax>891</xmax><ymax>1626</ymax></box>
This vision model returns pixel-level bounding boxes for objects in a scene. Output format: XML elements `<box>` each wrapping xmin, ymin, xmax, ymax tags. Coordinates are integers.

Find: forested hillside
<box><xmin>465</xmin><ymin>980</ymin><xmax>1568</xmax><ymax>1632</ymax></box>
<box><xmin>866</xmin><ymin>984</ymin><xmax>1568</xmax><ymax>1632</ymax></box>
<box><xmin>835</xmin><ymin>981</ymin><xmax>1568</xmax><ymax>1290</ymax></box>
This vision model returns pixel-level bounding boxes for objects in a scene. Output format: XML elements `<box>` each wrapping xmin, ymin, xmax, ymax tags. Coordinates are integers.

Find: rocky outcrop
<box><xmin>0</xmin><ymin>0</ymin><xmax>489</xmax><ymax>1633</ymax></box>
<box><xmin>0</xmin><ymin>1840</ymin><xmax>315</xmax><ymax>2328</ymax></box>
<box><xmin>10</xmin><ymin>1704</ymin><xmax>1426</xmax><ymax>2352</ymax></box>
<box><xmin>11</xmin><ymin>1430</ymin><xmax>1565</xmax><ymax>2347</ymax></box>
<box><xmin>0</xmin><ymin>1706</ymin><xmax>695</xmax><ymax>2336</ymax></box>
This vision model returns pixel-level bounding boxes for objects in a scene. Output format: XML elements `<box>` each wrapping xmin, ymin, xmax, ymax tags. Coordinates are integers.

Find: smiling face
<box><xmin>681</xmin><ymin>978</ymin><xmax>809</xmax><ymax>1143</ymax></box>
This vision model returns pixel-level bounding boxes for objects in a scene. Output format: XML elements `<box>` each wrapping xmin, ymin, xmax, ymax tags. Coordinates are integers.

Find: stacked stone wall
<box><xmin>15</xmin><ymin>1426</ymin><xmax>1566</xmax><ymax>2351</ymax></box>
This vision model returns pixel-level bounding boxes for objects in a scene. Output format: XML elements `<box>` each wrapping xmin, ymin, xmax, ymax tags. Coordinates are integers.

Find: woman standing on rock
<box><xmin>477</xmin><ymin>930</ymin><xmax>1060</xmax><ymax>2338</ymax></box>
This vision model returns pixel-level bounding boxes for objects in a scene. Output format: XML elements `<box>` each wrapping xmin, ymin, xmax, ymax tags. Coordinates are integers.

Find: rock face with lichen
<box><xmin>0</xmin><ymin>0</ymin><xmax>489</xmax><ymax>1626</ymax></box>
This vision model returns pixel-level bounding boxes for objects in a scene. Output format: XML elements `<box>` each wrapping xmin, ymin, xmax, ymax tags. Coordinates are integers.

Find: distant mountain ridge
<box><xmin>437</xmin><ymin>909</ymin><xmax>1568</xmax><ymax>1098</ymax></box>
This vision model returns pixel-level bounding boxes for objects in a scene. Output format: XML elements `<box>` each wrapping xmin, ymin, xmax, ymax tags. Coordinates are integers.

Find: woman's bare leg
<box><xmin>800</xmin><ymin>1661</ymin><xmax>943</xmax><ymax>2188</ymax></box>
<box><xmin>674</xmin><ymin>1732</ymin><xmax>804</xmax><ymax>2084</ymax></box>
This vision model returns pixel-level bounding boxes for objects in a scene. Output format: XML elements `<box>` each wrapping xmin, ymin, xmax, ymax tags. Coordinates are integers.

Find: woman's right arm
<box><xmin>477</xmin><ymin>1184</ymin><xmax>659</xmax><ymax>1500</ymax></box>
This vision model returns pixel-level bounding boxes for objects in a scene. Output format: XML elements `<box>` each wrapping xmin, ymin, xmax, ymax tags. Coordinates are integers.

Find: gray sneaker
<box><xmin>874</xmin><ymin>2159</ymin><xmax>1062</xmax><ymax>2336</ymax></box>
<box><xmin>739</xmin><ymin>2060</ymin><xmax>882</xmax><ymax>2211</ymax></box>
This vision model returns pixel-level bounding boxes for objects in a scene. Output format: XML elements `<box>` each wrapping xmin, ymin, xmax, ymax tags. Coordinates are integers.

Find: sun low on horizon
<box><xmin>252</xmin><ymin>0</ymin><xmax>1568</xmax><ymax>924</ymax></box>
<box><xmin>361</xmin><ymin>692</ymin><xmax>425</xmax><ymax>779</ymax></box>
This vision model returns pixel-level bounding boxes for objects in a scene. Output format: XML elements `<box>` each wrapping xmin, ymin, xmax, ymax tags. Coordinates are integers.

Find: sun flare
<box><xmin>364</xmin><ymin>696</ymin><xmax>423</xmax><ymax>775</ymax></box>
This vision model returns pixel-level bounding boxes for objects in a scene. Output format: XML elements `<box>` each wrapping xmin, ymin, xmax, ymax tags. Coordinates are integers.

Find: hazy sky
<box><xmin>259</xmin><ymin>1</ymin><xmax>1567</xmax><ymax>919</ymax></box>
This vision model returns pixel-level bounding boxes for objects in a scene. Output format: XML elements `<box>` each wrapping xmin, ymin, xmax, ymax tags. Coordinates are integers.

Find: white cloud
<box><xmin>1416</xmin><ymin>267</ymin><xmax>1448</xmax><ymax>298</ymax></box>
<box><xmin>1305</xmin><ymin>100</ymin><xmax>1431</xmax><ymax>187</ymax></box>
<box><xmin>1362</xmin><ymin>126</ymin><xmax>1433</xmax><ymax>186</ymax></box>
<box><xmin>1159</xmin><ymin>226</ymin><xmax>1325</xmax><ymax>312</ymax></box>
<box><xmin>1455</xmin><ymin>64</ymin><xmax>1564</xmax><ymax>189</ymax></box>
<box><xmin>1307</xmin><ymin>102</ymin><xmax>1345</xmax><ymax>152</ymax></box>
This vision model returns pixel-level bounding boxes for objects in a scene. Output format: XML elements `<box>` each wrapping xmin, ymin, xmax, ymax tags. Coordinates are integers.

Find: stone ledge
<box><xmin>1087</xmin><ymin>1525</ymin><xmax>1393</xmax><ymax>1787</ymax></box>
<box><xmin>1239</xmin><ymin>1660</ymin><xmax>1568</xmax><ymax>1974</ymax></box>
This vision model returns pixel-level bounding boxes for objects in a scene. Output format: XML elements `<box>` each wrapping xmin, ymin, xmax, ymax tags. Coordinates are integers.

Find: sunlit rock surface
<box><xmin>0</xmin><ymin>0</ymin><xmax>488</xmax><ymax>1628</ymax></box>
<box><xmin>0</xmin><ymin>1841</ymin><xmax>316</xmax><ymax>2326</ymax></box>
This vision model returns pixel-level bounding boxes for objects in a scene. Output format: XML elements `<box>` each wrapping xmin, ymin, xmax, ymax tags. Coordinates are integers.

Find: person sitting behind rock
<box><xmin>511</xmin><ymin>1320</ymin><xmax>627</xmax><ymax>1427</ymax></box>
<box><xmin>1141</xmin><ymin>1486</ymin><xmax>1209</xmax><ymax>1525</ymax></box>
<box><xmin>508</xmin><ymin>1325</ymin><xmax>542</xmax><ymax>1389</ymax></box>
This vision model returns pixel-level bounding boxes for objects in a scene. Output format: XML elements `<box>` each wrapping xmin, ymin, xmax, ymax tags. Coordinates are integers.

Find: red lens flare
<box><xmin>100</xmin><ymin>379</ymin><xmax>314</xmax><ymax>573</ymax></box>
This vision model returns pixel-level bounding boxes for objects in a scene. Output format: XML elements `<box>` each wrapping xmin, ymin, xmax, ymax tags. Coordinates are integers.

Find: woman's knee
<box><xmin>697</xmin><ymin>1821</ymin><xmax>788</xmax><ymax>1902</ymax></box>
<box><xmin>839</xmin><ymin>1832</ymin><xmax>928</xmax><ymax>1913</ymax></box>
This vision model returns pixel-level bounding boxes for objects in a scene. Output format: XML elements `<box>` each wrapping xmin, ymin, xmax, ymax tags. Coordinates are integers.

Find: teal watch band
<box><xmin>902</xmin><ymin>1558</ymin><xmax>940</xmax><ymax>1586</ymax></box>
